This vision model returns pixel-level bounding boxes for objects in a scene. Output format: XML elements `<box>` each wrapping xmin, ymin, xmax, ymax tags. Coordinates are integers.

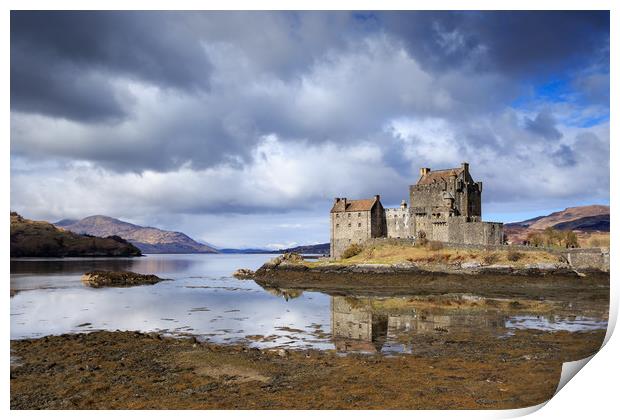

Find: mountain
<box><xmin>552</xmin><ymin>214</ymin><xmax>609</xmax><ymax>232</ymax></box>
<box><xmin>507</xmin><ymin>205</ymin><xmax>610</xmax><ymax>230</ymax></box>
<box><xmin>54</xmin><ymin>218</ymin><xmax>78</xmax><ymax>227</ymax></box>
<box><xmin>281</xmin><ymin>243</ymin><xmax>329</xmax><ymax>255</ymax></box>
<box><xmin>219</xmin><ymin>242</ymin><xmax>330</xmax><ymax>255</ymax></box>
<box><xmin>218</xmin><ymin>248</ymin><xmax>273</xmax><ymax>254</ymax></box>
<box><xmin>55</xmin><ymin>215</ymin><xmax>217</xmax><ymax>254</ymax></box>
<box><xmin>504</xmin><ymin>205</ymin><xmax>609</xmax><ymax>244</ymax></box>
<box><xmin>11</xmin><ymin>212</ymin><xmax>142</xmax><ymax>258</ymax></box>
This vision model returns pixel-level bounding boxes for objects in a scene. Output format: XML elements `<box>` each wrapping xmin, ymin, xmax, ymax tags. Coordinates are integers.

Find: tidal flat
<box><xmin>10</xmin><ymin>254</ymin><xmax>609</xmax><ymax>409</ymax></box>
<box><xmin>10</xmin><ymin>328</ymin><xmax>605</xmax><ymax>409</ymax></box>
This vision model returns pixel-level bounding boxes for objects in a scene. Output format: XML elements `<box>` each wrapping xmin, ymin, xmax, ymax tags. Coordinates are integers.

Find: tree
<box><xmin>563</xmin><ymin>231</ymin><xmax>579</xmax><ymax>248</ymax></box>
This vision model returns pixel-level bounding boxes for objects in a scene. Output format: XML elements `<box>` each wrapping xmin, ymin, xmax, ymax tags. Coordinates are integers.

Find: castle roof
<box><xmin>416</xmin><ymin>167</ymin><xmax>463</xmax><ymax>185</ymax></box>
<box><xmin>330</xmin><ymin>197</ymin><xmax>378</xmax><ymax>213</ymax></box>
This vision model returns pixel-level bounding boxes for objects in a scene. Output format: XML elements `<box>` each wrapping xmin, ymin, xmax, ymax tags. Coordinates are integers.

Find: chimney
<box><xmin>461</xmin><ymin>162</ymin><xmax>469</xmax><ymax>173</ymax></box>
<box><xmin>420</xmin><ymin>167</ymin><xmax>431</xmax><ymax>176</ymax></box>
<box><xmin>374</xmin><ymin>195</ymin><xmax>380</xmax><ymax>202</ymax></box>
<box><xmin>334</xmin><ymin>197</ymin><xmax>340</xmax><ymax>203</ymax></box>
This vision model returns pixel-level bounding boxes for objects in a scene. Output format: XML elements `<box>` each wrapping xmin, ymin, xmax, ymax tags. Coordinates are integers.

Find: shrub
<box><xmin>506</xmin><ymin>250</ymin><xmax>523</xmax><ymax>262</ymax></box>
<box><xmin>341</xmin><ymin>243</ymin><xmax>363</xmax><ymax>259</ymax></box>
<box><xmin>482</xmin><ymin>253</ymin><xmax>499</xmax><ymax>265</ymax></box>
<box><xmin>416</xmin><ymin>237</ymin><xmax>429</xmax><ymax>247</ymax></box>
<box><xmin>527</xmin><ymin>232</ymin><xmax>544</xmax><ymax>247</ymax></box>
<box><xmin>562</xmin><ymin>231</ymin><xmax>579</xmax><ymax>248</ymax></box>
<box><xmin>426</xmin><ymin>240</ymin><xmax>444</xmax><ymax>251</ymax></box>
<box><xmin>589</xmin><ymin>237</ymin><xmax>603</xmax><ymax>248</ymax></box>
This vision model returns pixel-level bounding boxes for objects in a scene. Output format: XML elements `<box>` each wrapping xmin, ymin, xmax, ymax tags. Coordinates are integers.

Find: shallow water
<box><xmin>10</xmin><ymin>254</ymin><xmax>608</xmax><ymax>354</ymax></box>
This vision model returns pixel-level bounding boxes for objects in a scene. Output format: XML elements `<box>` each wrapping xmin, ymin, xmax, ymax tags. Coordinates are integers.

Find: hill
<box><xmin>55</xmin><ymin>215</ymin><xmax>217</xmax><ymax>254</ymax></box>
<box><xmin>507</xmin><ymin>205</ymin><xmax>609</xmax><ymax>230</ymax></box>
<box><xmin>10</xmin><ymin>212</ymin><xmax>142</xmax><ymax>258</ymax></box>
<box><xmin>281</xmin><ymin>243</ymin><xmax>329</xmax><ymax>255</ymax></box>
<box><xmin>504</xmin><ymin>205</ymin><xmax>609</xmax><ymax>244</ymax></box>
<box><xmin>220</xmin><ymin>243</ymin><xmax>330</xmax><ymax>255</ymax></box>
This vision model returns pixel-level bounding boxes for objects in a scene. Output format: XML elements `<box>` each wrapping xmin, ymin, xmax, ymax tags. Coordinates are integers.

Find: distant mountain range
<box><xmin>11</xmin><ymin>213</ymin><xmax>142</xmax><ymax>258</ymax></box>
<box><xmin>219</xmin><ymin>243</ymin><xmax>330</xmax><ymax>255</ymax></box>
<box><xmin>504</xmin><ymin>205</ymin><xmax>609</xmax><ymax>244</ymax></box>
<box><xmin>55</xmin><ymin>215</ymin><xmax>218</xmax><ymax>254</ymax></box>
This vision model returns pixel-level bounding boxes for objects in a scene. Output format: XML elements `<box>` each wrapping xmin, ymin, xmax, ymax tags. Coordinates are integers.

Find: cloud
<box><xmin>524</xmin><ymin>111</ymin><xmax>563</xmax><ymax>140</ymax></box>
<box><xmin>10</xmin><ymin>135</ymin><xmax>404</xmax><ymax>218</ymax></box>
<box><xmin>9</xmin><ymin>11</ymin><xmax>610</xmax><ymax>246</ymax></box>
<box><xmin>379</xmin><ymin>11</ymin><xmax>609</xmax><ymax>78</ymax></box>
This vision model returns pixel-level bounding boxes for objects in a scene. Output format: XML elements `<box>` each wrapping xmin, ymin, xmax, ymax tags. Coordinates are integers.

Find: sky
<box><xmin>10</xmin><ymin>11</ymin><xmax>610</xmax><ymax>249</ymax></box>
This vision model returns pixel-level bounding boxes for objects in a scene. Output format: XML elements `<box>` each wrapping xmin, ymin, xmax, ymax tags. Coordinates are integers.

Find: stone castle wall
<box><xmin>330</xmin><ymin>210</ymin><xmax>372</xmax><ymax>259</ymax></box>
<box><xmin>385</xmin><ymin>207</ymin><xmax>415</xmax><ymax>239</ymax></box>
<box><xmin>330</xmin><ymin>164</ymin><xmax>502</xmax><ymax>258</ymax></box>
<box><xmin>385</xmin><ymin>212</ymin><xmax>503</xmax><ymax>246</ymax></box>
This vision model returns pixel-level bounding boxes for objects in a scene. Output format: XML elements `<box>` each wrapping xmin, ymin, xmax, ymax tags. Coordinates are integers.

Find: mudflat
<box><xmin>11</xmin><ymin>327</ymin><xmax>605</xmax><ymax>410</ymax></box>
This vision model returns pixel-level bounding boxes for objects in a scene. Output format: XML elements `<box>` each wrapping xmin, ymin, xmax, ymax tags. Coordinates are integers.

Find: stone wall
<box><xmin>371</xmin><ymin>201</ymin><xmax>387</xmax><ymax>238</ymax></box>
<box><xmin>564</xmin><ymin>248</ymin><xmax>610</xmax><ymax>271</ymax></box>
<box><xmin>413</xmin><ymin>216</ymin><xmax>503</xmax><ymax>246</ymax></box>
<box><xmin>385</xmin><ymin>207</ymin><xmax>414</xmax><ymax>239</ymax></box>
<box><xmin>330</xmin><ymin>210</ymin><xmax>372</xmax><ymax>259</ymax></box>
<box><xmin>408</xmin><ymin>164</ymin><xmax>481</xmax><ymax>218</ymax></box>
<box><xmin>409</xmin><ymin>182</ymin><xmax>451</xmax><ymax>215</ymax></box>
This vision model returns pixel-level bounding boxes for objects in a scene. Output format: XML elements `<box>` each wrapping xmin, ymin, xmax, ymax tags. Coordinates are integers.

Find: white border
<box><xmin>3</xmin><ymin>2</ymin><xmax>616</xmax><ymax>419</ymax></box>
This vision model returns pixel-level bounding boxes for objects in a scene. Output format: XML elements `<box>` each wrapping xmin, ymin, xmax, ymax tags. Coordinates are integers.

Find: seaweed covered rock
<box><xmin>271</xmin><ymin>252</ymin><xmax>304</xmax><ymax>266</ymax></box>
<box><xmin>81</xmin><ymin>271</ymin><xmax>164</xmax><ymax>288</ymax></box>
<box><xmin>232</xmin><ymin>268</ymin><xmax>255</xmax><ymax>279</ymax></box>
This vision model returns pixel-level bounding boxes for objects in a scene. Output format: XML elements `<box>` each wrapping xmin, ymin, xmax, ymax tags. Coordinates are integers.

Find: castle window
<box><xmin>358</xmin><ymin>212</ymin><xmax>361</xmax><ymax>217</ymax></box>
<box><xmin>348</xmin><ymin>223</ymin><xmax>351</xmax><ymax>227</ymax></box>
<box><xmin>336</xmin><ymin>224</ymin><xmax>339</xmax><ymax>228</ymax></box>
<box><xmin>348</xmin><ymin>213</ymin><xmax>351</xmax><ymax>218</ymax></box>
<box><xmin>358</xmin><ymin>223</ymin><xmax>361</xmax><ymax>227</ymax></box>
<box><xmin>336</xmin><ymin>214</ymin><xmax>340</xmax><ymax>218</ymax></box>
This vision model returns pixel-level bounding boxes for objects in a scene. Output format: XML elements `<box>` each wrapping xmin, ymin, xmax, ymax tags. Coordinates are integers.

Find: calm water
<box><xmin>10</xmin><ymin>254</ymin><xmax>608</xmax><ymax>354</ymax></box>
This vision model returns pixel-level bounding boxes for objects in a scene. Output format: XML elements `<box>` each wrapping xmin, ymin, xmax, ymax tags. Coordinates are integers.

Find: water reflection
<box><xmin>331</xmin><ymin>296</ymin><xmax>510</xmax><ymax>353</ymax></box>
<box><xmin>10</xmin><ymin>254</ymin><xmax>608</xmax><ymax>354</ymax></box>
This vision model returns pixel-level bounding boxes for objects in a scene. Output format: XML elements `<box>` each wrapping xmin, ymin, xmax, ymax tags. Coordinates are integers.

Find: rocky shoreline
<box><xmin>255</xmin><ymin>260</ymin><xmax>587</xmax><ymax>277</ymax></box>
<box><xmin>247</xmin><ymin>253</ymin><xmax>610</xmax><ymax>299</ymax></box>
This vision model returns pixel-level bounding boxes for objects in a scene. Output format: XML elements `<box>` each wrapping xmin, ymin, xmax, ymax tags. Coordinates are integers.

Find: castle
<box><xmin>330</xmin><ymin>163</ymin><xmax>504</xmax><ymax>258</ymax></box>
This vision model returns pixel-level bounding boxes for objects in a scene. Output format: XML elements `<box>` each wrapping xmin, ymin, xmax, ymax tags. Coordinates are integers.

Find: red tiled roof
<box><xmin>330</xmin><ymin>198</ymin><xmax>377</xmax><ymax>213</ymax></box>
<box><xmin>416</xmin><ymin>168</ymin><xmax>463</xmax><ymax>185</ymax></box>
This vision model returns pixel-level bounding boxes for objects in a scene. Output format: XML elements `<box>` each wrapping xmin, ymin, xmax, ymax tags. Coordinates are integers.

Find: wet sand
<box><xmin>11</xmin><ymin>327</ymin><xmax>605</xmax><ymax>409</ymax></box>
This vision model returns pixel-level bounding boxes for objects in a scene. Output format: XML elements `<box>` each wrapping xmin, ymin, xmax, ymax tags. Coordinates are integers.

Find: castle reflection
<box><xmin>331</xmin><ymin>296</ymin><xmax>507</xmax><ymax>353</ymax></box>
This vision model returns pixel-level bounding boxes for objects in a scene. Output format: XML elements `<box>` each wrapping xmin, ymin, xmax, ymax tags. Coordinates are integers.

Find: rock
<box><xmin>350</xmin><ymin>264</ymin><xmax>394</xmax><ymax>273</ymax></box>
<box><xmin>461</xmin><ymin>262</ymin><xmax>481</xmax><ymax>269</ymax></box>
<box><xmin>232</xmin><ymin>268</ymin><xmax>255</xmax><ymax>279</ymax></box>
<box><xmin>268</xmin><ymin>252</ymin><xmax>304</xmax><ymax>267</ymax></box>
<box><xmin>81</xmin><ymin>270</ymin><xmax>165</xmax><ymax>288</ymax></box>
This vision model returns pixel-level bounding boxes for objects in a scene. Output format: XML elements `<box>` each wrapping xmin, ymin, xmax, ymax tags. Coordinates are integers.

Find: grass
<box><xmin>579</xmin><ymin>232</ymin><xmax>610</xmax><ymax>248</ymax></box>
<box><xmin>303</xmin><ymin>243</ymin><xmax>560</xmax><ymax>268</ymax></box>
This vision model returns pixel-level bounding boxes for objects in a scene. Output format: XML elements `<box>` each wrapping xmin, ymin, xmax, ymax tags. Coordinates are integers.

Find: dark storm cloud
<box><xmin>11</xmin><ymin>11</ymin><xmax>213</xmax><ymax>121</ymax></box>
<box><xmin>524</xmin><ymin>111</ymin><xmax>563</xmax><ymax>141</ymax></box>
<box><xmin>379</xmin><ymin>11</ymin><xmax>609</xmax><ymax>78</ymax></box>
